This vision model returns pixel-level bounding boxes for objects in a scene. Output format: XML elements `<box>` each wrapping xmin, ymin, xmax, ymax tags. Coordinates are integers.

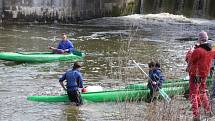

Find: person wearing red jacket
<box><xmin>186</xmin><ymin>31</ymin><xmax>214</xmax><ymax>121</ymax></box>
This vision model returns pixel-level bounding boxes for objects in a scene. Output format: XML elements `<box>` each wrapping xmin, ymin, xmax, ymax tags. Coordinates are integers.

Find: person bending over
<box><xmin>59</xmin><ymin>62</ymin><xmax>83</xmax><ymax>106</ymax></box>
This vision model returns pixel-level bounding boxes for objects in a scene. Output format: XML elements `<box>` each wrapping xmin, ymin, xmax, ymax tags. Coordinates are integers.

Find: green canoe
<box><xmin>0</xmin><ymin>51</ymin><xmax>85</xmax><ymax>63</ymax></box>
<box><xmin>27</xmin><ymin>87</ymin><xmax>184</xmax><ymax>103</ymax></box>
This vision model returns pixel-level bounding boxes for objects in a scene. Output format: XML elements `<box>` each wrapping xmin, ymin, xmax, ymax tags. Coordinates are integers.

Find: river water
<box><xmin>0</xmin><ymin>13</ymin><xmax>215</xmax><ymax>121</ymax></box>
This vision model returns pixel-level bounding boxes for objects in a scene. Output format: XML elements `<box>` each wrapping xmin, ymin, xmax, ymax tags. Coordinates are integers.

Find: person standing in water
<box><xmin>186</xmin><ymin>31</ymin><xmax>214</xmax><ymax>121</ymax></box>
<box><xmin>49</xmin><ymin>33</ymin><xmax>75</xmax><ymax>54</ymax></box>
<box><xmin>59</xmin><ymin>62</ymin><xmax>84</xmax><ymax>106</ymax></box>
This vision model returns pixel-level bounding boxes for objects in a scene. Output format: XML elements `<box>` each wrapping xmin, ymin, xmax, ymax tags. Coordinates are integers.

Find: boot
<box><xmin>193</xmin><ymin>117</ymin><xmax>200</xmax><ymax>121</ymax></box>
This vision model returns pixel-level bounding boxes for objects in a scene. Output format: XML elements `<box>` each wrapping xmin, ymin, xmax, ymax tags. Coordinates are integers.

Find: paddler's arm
<box><xmin>75</xmin><ymin>73</ymin><xmax>84</xmax><ymax>93</ymax></box>
<box><xmin>59</xmin><ymin>81</ymin><xmax>67</xmax><ymax>91</ymax></box>
<box><xmin>59</xmin><ymin>73</ymin><xmax>67</xmax><ymax>91</ymax></box>
<box><xmin>156</xmin><ymin>70</ymin><xmax>165</xmax><ymax>87</ymax></box>
<box><xmin>78</xmin><ymin>73</ymin><xmax>84</xmax><ymax>88</ymax></box>
<box><xmin>49</xmin><ymin>46</ymin><xmax>57</xmax><ymax>50</ymax></box>
<box><xmin>66</xmin><ymin>40</ymin><xmax>75</xmax><ymax>53</ymax></box>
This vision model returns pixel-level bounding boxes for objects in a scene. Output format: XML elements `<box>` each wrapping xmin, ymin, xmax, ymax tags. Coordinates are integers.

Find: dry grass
<box><xmin>102</xmin><ymin>95</ymin><xmax>215</xmax><ymax>121</ymax></box>
<box><xmin>143</xmin><ymin>96</ymin><xmax>192</xmax><ymax>121</ymax></box>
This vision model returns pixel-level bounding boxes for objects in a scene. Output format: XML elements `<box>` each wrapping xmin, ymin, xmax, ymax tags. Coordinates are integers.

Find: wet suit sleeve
<box><xmin>67</xmin><ymin>40</ymin><xmax>75</xmax><ymax>53</ymax></box>
<box><xmin>59</xmin><ymin>73</ymin><xmax>67</xmax><ymax>91</ymax></box>
<box><xmin>77</xmin><ymin>73</ymin><xmax>84</xmax><ymax>88</ymax></box>
<box><xmin>152</xmin><ymin>70</ymin><xmax>164</xmax><ymax>87</ymax></box>
<box><xmin>59</xmin><ymin>73</ymin><xmax>66</xmax><ymax>82</ymax></box>
<box><xmin>156</xmin><ymin>70</ymin><xmax>165</xmax><ymax>87</ymax></box>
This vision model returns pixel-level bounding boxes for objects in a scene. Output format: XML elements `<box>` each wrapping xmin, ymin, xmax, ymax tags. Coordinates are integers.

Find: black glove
<box><xmin>193</xmin><ymin>76</ymin><xmax>201</xmax><ymax>83</ymax></box>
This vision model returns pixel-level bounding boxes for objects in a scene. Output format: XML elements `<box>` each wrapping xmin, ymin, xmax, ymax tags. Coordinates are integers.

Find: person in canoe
<box><xmin>59</xmin><ymin>62</ymin><xmax>84</xmax><ymax>106</ymax></box>
<box><xmin>147</xmin><ymin>61</ymin><xmax>165</xmax><ymax>103</ymax></box>
<box><xmin>185</xmin><ymin>31</ymin><xmax>214</xmax><ymax>121</ymax></box>
<box><xmin>49</xmin><ymin>33</ymin><xmax>75</xmax><ymax>54</ymax></box>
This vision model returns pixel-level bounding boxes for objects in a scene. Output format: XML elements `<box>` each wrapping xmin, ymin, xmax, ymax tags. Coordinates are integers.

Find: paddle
<box><xmin>132</xmin><ymin>60</ymin><xmax>171</xmax><ymax>103</ymax></box>
<box><xmin>16</xmin><ymin>51</ymin><xmax>53</xmax><ymax>56</ymax></box>
<box><xmin>48</xmin><ymin>36</ymin><xmax>59</xmax><ymax>49</ymax></box>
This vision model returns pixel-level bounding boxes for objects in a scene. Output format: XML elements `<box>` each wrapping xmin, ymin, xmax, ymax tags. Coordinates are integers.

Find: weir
<box><xmin>0</xmin><ymin>0</ymin><xmax>214</xmax><ymax>23</ymax></box>
<box><xmin>140</xmin><ymin>0</ymin><xmax>215</xmax><ymax>19</ymax></box>
<box><xmin>1</xmin><ymin>0</ymin><xmax>139</xmax><ymax>23</ymax></box>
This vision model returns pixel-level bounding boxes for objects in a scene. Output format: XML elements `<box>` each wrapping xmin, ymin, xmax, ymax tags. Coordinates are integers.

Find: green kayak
<box><xmin>126</xmin><ymin>77</ymin><xmax>213</xmax><ymax>94</ymax></box>
<box><xmin>27</xmin><ymin>87</ymin><xmax>184</xmax><ymax>103</ymax></box>
<box><xmin>125</xmin><ymin>81</ymin><xmax>189</xmax><ymax>90</ymax></box>
<box><xmin>0</xmin><ymin>51</ymin><xmax>85</xmax><ymax>63</ymax></box>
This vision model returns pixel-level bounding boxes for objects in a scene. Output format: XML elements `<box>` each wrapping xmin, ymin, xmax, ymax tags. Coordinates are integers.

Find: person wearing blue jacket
<box><xmin>147</xmin><ymin>61</ymin><xmax>165</xmax><ymax>103</ymax></box>
<box><xmin>59</xmin><ymin>62</ymin><xmax>84</xmax><ymax>106</ymax></box>
<box><xmin>49</xmin><ymin>33</ymin><xmax>75</xmax><ymax>54</ymax></box>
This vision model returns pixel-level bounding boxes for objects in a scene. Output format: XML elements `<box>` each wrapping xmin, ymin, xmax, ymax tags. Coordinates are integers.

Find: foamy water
<box><xmin>80</xmin><ymin>13</ymin><xmax>215</xmax><ymax>42</ymax></box>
